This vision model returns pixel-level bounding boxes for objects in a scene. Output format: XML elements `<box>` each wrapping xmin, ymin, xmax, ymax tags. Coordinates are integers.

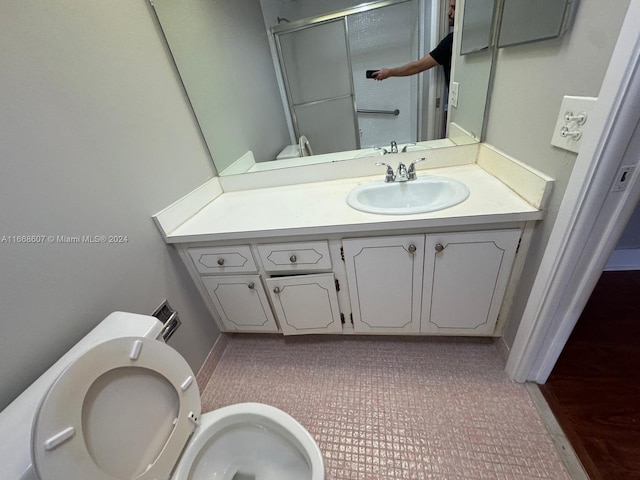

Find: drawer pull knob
<box><xmin>289</xmin><ymin>255</ymin><xmax>297</xmax><ymax>263</ymax></box>
<box><xmin>435</xmin><ymin>243</ymin><xmax>445</xmax><ymax>252</ymax></box>
<box><xmin>247</xmin><ymin>282</ymin><xmax>255</xmax><ymax>290</ymax></box>
<box><xmin>408</xmin><ymin>244</ymin><xmax>416</xmax><ymax>253</ymax></box>
<box><xmin>273</xmin><ymin>287</ymin><xmax>281</xmax><ymax>294</ymax></box>
<box><xmin>217</xmin><ymin>258</ymin><xmax>225</xmax><ymax>266</ymax></box>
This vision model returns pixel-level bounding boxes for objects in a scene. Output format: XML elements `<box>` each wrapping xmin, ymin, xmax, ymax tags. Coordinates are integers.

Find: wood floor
<box><xmin>540</xmin><ymin>270</ymin><xmax>640</xmax><ymax>480</ymax></box>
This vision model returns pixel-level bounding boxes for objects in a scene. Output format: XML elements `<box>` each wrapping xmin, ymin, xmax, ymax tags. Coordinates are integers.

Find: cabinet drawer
<box><xmin>189</xmin><ymin>245</ymin><xmax>257</xmax><ymax>274</ymax></box>
<box><xmin>257</xmin><ymin>241</ymin><xmax>332</xmax><ymax>272</ymax></box>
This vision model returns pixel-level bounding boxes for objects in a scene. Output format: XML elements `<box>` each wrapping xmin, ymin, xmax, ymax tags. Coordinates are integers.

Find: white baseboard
<box><xmin>605</xmin><ymin>248</ymin><xmax>640</xmax><ymax>271</ymax></box>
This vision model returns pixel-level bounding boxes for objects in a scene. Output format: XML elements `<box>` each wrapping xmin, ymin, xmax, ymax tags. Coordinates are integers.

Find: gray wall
<box><xmin>615</xmin><ymin>202</ymin><xmax>640</xmax><ymax>250</ymax></box>
<box><xmin>153</xmin><ymin>0</ymin><xmax>290</xmax><ymax>172</ymax></box>
<box><xmin>484</xmin><ymin>0</ymin><xmax>631</xmax><ymax>347</ymax></box>
<box><xmin>0</xmin><ymin>0</ymin><xmax>220</xmax><ymax>410</ymax></box>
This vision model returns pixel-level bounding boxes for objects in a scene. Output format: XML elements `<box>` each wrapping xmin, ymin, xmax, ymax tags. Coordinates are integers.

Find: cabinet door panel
<box><xmin>201</xmin><ymin>275</ymin><xmax>278</xmax><ymax>332</ymax></box>
<box><xmin>266</xmin><ymin>273</ymin><xmax>342</xmax><ymax>335</ymax></box>
<box><xmin>422</xmin><ymin>230</ymin><xmax>520</xmax><ymax>334</ymax></box>
<box><xmin>343</xmin><ymin>236</ymin><xmax>424</xmax><ymax>333</ymax></box>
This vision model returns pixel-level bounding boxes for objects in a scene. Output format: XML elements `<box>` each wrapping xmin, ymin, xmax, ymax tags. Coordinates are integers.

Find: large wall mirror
<box><xmin>149</xmin><ymin>0</ymin><xmax>572</xmax><ymax>176</ymax></box>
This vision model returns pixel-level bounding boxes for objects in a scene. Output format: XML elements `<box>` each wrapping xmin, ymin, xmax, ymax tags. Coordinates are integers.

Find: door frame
<box><xmin>506</xmin><ymin>0</ymin><xmax>640</xmax><ymax>383</ymax></box>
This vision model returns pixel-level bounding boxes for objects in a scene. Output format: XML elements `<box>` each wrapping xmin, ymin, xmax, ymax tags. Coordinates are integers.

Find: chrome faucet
<box><xmin>396</xmin><ymin>162</ymin><xmax>409</xmax><ymax>182</ymax></box>
<box><xmin>374</xmin><ymin>141</ymin><xmax>400</xmax><ymax>155</ymax></box>
<box><xmin>376</xmin><ymin>158</ymin><xmax>425</xmax><ymax>182</ymax></box>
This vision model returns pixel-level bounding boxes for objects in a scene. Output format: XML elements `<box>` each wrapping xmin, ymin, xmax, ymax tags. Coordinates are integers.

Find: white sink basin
<box><xmin>347</xmin><ymin>176</ymin><xmax>470</xmax><ymax>215</ymax></box>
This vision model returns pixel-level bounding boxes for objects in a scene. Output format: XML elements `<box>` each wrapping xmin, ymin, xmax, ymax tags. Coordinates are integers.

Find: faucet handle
<box><xmin>374</xmin><ymin>147</ymin><xmax>388</xmax><ymax>155</ymax></box>
<box><xmin>407</xmin><ymin>157</ymin><xmax>426</xmax><ymax>180</ymax></box>
<box><xmin>376</xmin><ymin>162</ymin><xmax>395</xmax><ymax>182</ymax></box>
<box><xmin>401</xmin><ymin>143</ymin><xmax>416</xmax><ymax>153</ymax></box>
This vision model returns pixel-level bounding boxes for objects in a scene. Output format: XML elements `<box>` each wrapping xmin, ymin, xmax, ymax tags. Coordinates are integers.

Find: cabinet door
<box><xmin>421</xmin><ymin>230</ymin><xmax>521</xmax><ymax>335</ymax></box>
<box><xmin>343</xmin><ymin>236</ymin><xmax>425</xmax><ymax>333</ymax></box>
<box><xmin>201</xmin><ymin>275</ymin><xmax>278</xmax><ymax>332</ymax></box>
<box><xmin>265</xmin><ymin>273</ymin><xmax>342</xmax><ymax>335</ymax></box>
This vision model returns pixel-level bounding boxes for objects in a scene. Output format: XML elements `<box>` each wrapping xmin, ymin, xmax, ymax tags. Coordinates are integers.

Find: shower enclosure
<box><xmin>269</xmin><ymin>0</ymin><xmax>436</xmax><ymax>156</ymax></box>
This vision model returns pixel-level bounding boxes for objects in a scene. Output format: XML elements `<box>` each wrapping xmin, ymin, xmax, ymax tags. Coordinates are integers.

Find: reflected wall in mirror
<box><xmin>460</xmin><ymin>0</ymin><xmax>494</xmax><ymax>55</ymax></box>
<box><xmin>499</xmin><ymin>0</ymin><xmax>573</xmax><ymax>48</ymax></box>
<box><xmin>151</xmin><ymin>0</ymin><xmax>492</xmax><ymax>176</ymax></box>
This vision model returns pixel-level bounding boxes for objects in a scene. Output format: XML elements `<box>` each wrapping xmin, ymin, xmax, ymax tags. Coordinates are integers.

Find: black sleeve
<box><xmin>429</xmin><ymin>32</ymin><xmax>453</xmax><ymax>66</ymax></box>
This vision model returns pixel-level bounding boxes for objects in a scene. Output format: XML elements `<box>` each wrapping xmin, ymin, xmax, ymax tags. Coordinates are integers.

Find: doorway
<box><xmin>539</xmin><ymin>269</ymin><xmax>640</xmax><ymax>479</ymax></box>
<box><xmin>504</xmin><ymin>0</ymin><xmax>640</xmax><ymax>385</ymax></box>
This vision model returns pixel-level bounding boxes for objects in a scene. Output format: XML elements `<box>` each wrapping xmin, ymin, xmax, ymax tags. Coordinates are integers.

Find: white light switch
<box><xmin>450</xmin><ymin>82</ymin><xmax>459</xmax><ymax>108</ymax></box>
<box><xmin>551</xmin><ymin>95</ymin><xmax>597</xmax><ymax>153</ymax></box>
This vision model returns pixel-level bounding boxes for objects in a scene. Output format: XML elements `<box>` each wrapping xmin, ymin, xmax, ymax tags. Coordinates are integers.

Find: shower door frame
<box><xmin>271</xmin><ymin>0</ymin><xmax>428</xmax><ymax>150</ymax></box>
<box><xmin>274</xmin><ymin>16</ymin><xmax>361</xmax><ymax>152</ymax></box>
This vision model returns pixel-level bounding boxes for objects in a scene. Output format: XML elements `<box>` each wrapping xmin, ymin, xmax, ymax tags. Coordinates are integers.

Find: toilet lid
<box><xmin>31</xmin><ymin>336</ymin><xmax>201</xmax><ymax>480</ymax></box>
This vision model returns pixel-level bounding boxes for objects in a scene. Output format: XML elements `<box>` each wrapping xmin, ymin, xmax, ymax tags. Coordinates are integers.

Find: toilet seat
<box><xmin>31</xmin><ymin>336</ymin><xmax>201</xmax><ymax>480</ymax></box>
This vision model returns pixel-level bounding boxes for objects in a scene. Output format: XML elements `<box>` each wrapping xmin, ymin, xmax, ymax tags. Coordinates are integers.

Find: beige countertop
<box><xmin>164</xmin><ymin>164</ymin><xmax>543</xmax><ymax>244</ymax></box>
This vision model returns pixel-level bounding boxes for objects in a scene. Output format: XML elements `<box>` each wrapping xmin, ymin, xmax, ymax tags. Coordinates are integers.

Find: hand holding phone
<box><xmin>366</xmin><ymin>70</ymin><xmax>379</xmax><ymax>79</ymax></box>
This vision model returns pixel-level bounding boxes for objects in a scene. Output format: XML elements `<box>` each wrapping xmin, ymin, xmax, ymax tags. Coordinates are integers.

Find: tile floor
<box><xmin>199</xmin><ymin>335</ymin><xmax>572</xmax><ymax>480</ymax></box>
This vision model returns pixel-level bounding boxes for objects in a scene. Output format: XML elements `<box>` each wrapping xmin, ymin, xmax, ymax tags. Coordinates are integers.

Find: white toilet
<box><xmin>0</xmin><ymin>312</ymin><xmax>324</xmax><ymax>480</ymax></box>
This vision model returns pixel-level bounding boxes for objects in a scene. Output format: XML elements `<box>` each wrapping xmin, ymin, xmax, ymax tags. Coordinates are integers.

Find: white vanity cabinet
<box><xmin>189</xmin><ymin>245</ymin><xmax>279</xmax><ymax>332</ymax></box>
<box><xmin>343</xmin><ymin>230</ymin><xmax>521</xmax><ymax>335</ymax></box>
<box><xmin>158</xmin><ymin>153</ymin><xmax>548</xmax><ymax>339</ymax></box>
<box><xmin>421</xmin><ymin>230</ymin><xmax>521</xmax><ymax>334</ymax></box>
<box><xmin>342</xmin><ymin>236</ymin><xmax>426</xmax><ymax>333</ymax></box>
<box><xmin>259</xmin><ymin>241</ymin><xmax>343</xmax><ymax>335</ymax></box>
<box><xmin>185</xmin><ymin>241</ymin><xmax>343</xmax><ymax>335</ymax></box>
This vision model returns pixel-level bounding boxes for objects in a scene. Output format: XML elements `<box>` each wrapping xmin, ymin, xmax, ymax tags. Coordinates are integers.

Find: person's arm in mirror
<box><xmin>373</xmin><ymin>31</ymin><xmax>453</xmax><ymax>85</ymax></box>
<box><xmin>373</xmin><ymin>54</ymin><xmax>439</xmax><ymax>81</ymax></box>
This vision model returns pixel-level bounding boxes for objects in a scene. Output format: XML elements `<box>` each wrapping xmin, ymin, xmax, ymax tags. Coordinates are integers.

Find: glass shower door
<box><xmin>348</xmin><ymin>0</ymin><xmax>421</xmax><ymax>147</ymax></box>
<box><xmin>276</xmin><ymin>19</ymin><xmax>359</xmax><ymax>155</ymax></box>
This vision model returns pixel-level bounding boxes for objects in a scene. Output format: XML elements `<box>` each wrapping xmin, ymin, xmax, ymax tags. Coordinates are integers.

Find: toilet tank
<box><xmin>0</xmin><ymin>312</ymin><xmax>163</xmax><ymax>480</ymax></box>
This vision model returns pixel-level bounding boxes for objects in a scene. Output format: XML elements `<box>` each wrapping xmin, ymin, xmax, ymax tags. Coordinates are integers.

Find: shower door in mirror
<box><xmin>348</xmin><ymin>0</ymin><xmax>423</xmax><ymax>148</ymax></box>
<box><xmin>277</xmin><ymin>19</ymin><xmax>358</xmax><ymax>156</ymax></box>
<box><xmin>274</xmin><ymin>0</ymin><xmax>424</xmax><ymax>156</ymax></box>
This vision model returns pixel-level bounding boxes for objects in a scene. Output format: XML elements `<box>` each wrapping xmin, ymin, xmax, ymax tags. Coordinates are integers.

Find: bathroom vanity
<box><xmin>154</xmin><ymin>144</ymin><xmax>552</xmax><ymax>338</ymax></box>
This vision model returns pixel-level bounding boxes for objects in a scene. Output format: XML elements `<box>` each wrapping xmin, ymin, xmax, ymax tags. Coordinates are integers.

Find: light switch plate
<box><xmin>551</xmin><ymin>95</ymin><xmax>597</xmax><ymax>153</ymax></box>
<box><xmin>450</xmin><ymin>82</ymin><xmax>459</xmax><ymax>108</ymax></box>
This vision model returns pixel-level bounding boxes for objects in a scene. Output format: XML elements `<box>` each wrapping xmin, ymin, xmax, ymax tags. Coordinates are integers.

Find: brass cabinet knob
<box><xmin>247</xmin><ymin>282</ymin><xmax>255</xmax><ymax>290</ymax></box>
<box><xmin>435</xmin><ymin>243</ymin><xmax>445</xmax><ymax>252</ymax></box>
<box><xmin>290</xmin><ymin>255</ymin><xmax>297</xmax><ymax>263</ymax></box>
<box><xmin>408</xmin><ymin>244</ymin><xmax>417</xmax><ymax>253</ymax></box>
<box><xmin>273</xmin><ymin>287</ymin><xmax>281</xmax><ymax>294</ymax></box>
<box><xmin>217</xmin><ymin>258</ymin><xmax>225</xmax><ymax>266</ymax></box>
